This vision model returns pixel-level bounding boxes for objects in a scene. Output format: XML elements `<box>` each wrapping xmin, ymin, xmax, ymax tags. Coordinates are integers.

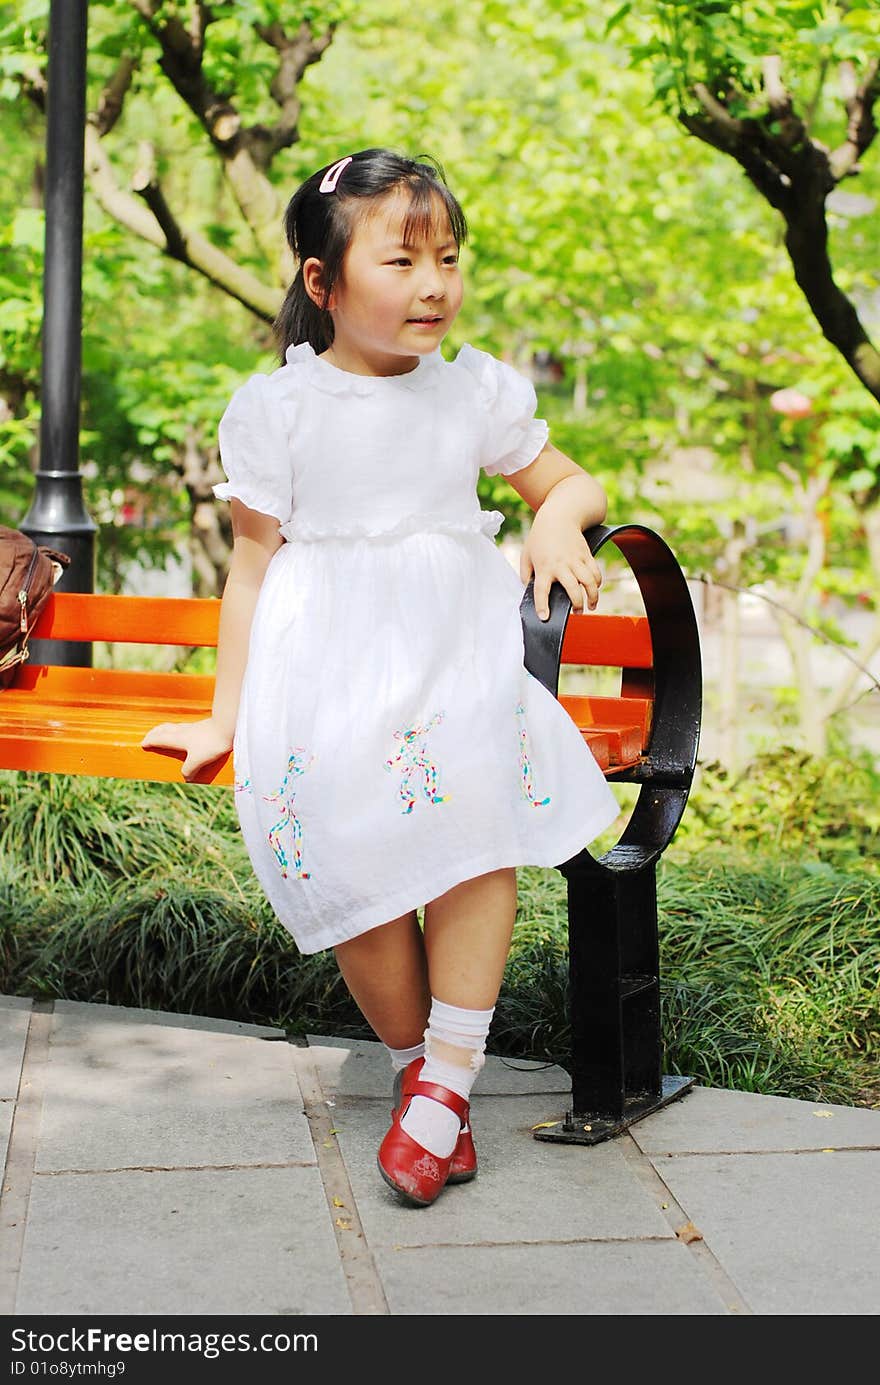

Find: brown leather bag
<box><xmin>0</xmin><ymin>526</ymin><xmax>70</xmax><ymax>688</ymax></box>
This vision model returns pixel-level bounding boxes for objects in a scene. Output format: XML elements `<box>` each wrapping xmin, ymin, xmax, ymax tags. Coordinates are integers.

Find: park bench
<box><xmin>0</xmin><ymin>521</ymin><xmax>701</xmax><ymax>1143</ymax></box>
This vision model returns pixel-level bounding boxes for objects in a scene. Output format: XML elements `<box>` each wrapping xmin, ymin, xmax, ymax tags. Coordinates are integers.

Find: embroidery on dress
<box><xmin>515</xmin><ymin>702</ymin><xmax>550</xmax><ymax>807</ymax></box>
<box><xmin>262</xmin><ymin>748</ymin><xmax>315</xmax><ymax>879</ymax></box>
<box><xmin>385</xmin><ymin>712</ymin><xmax>451</xmax><ymax>815</ymax></box>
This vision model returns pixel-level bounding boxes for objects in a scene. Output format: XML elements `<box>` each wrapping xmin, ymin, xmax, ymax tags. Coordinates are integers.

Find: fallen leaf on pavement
<box><xmin>676</xmin><ymin>1221</ymin><xmax>703</xmax><ymax>1244</ymax></box>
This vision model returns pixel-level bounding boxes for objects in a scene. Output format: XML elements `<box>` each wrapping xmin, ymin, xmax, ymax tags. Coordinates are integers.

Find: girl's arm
<box><xmin>141</xmin><ymin>500</ymin><xmax>283</xmax><ymax>781</ymax></box>
<box><xmin>503</xmin><ymin>442</ymin><xmax>608</xmax><ymax>622</ymax></box>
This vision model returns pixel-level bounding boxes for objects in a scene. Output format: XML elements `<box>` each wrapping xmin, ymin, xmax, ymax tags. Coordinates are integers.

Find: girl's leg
<box><xmin>422</xmin><ymin>866</ymin><xmax>517</xmax><ymax>1007</ymax></box>
<box><xmin>393</xmin><ymin>867</ymin><xmax>517</xmax><ymax>1158</ymax></box>
<box><xmin>333</xmin><ymin>909</ymin><xmax>430</xmax><ymax>1051</ymax></box>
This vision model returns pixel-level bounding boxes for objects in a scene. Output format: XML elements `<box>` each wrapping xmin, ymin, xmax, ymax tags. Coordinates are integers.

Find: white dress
<box><xmin>214</xmin><ymin>341</ymin><xmax>619</xmax><ymax>954</ymax></box>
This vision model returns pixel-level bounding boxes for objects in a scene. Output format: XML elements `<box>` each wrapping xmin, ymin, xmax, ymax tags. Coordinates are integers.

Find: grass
<box><xmin>0</xmin><ymin>759</ymin><xmax>877</xmax><ymax>1109</ymax></box>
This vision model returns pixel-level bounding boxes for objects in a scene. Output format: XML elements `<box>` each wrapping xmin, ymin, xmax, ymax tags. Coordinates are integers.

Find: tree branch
<box><xmin>131</xmin><ymin>140</ymin><xmax>187</xmax><ymax>261</ymax></box>
<box><xmin>680</xmin><ymin>108</ymin><xmax>794</xmax><ymax>212</ymax></box>
<box><xmin>253</xmin><ymin>20</ymin><xmax>336</xmax><ymax>163</ymax></box>
<box><xmin>84</xmin><ymin>121</ymin><xmax>282</xmax><ymax>321</ymax></box>
<box><xmin>762</xmin><ymin>54</ymin><xmax>808</xmax><ymax>149</ymax></box>
<box><xmin>124</xmin><ymin>1</ymin><xmax>334</xmax><ymax>271</ymax></box>
<box><xmin>93</xmin><ymin>57</ymin><xmax>138</xmax><ymax>137</ymax></box>
<box><xmin>692</xmin><ymin>81</ymin><xmax>743</xmax><ymax>134</ymax></box>
<box><xmin>680</xmin><ymin>53</ymin><xmax>880</xmax><ymax>400</ymax></box>
<box><xmin>829</xmin><ymin>57</ymin><xmax>879</xmax><ymax>180</ymax></box>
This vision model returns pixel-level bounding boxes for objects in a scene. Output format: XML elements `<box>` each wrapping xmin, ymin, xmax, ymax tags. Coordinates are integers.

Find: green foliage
<box><xmin>633</xmin><ymin>2</ymin><xmax>880</xmax><ymax>122</ymax></box>
<box><xmin>0</xmin><ymin>771</ymin><xmax>245</xmax><ymax>890</ymax></box>
<box><xmin>0</xmin><ymin>0</ymin><xmax>877</xmax><ymax>758</ymax></box>
<box><xmin>674</xmin><ymin>746</ymin><xmax>880</xmax><ymax>873</ymax></box>
<box><xmin>0</xmin><ymin>757</ymin><xmax>876</xmax><ymax>1107</ymax></box>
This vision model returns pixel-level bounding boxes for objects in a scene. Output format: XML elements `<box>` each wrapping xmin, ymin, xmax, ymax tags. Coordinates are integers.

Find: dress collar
<box><xmin>284</xmin><ymin>342</ymin><xmax>443</xmax><ymax>397</ymax></box>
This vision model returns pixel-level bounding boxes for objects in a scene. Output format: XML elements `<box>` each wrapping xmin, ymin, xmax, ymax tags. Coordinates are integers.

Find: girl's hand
<box><xmin>519</xmin><ymin>510</ymin><xmax>602</xmax><ymax>621</ymax></box>
<box><xmin>140</xmin><ymin>718</ymin><xmax>233</xmax><ymax>783</ymax></box>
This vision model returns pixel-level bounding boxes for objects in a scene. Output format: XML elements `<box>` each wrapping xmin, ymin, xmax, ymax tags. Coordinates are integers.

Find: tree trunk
<box><xmin>822</xmin><ymin>501</ymin><xmax>880</xmax><ymax>721</ymax></box>
<box><xmin>179</xmin><ymin>428</ymin><xmax>232</xmax><ymax>597</ymax></box>
<box><xmin>772</xmin><ymin>474</ymin><xmax>829</xmax><ymax>756</ymax></box>
<box><xmin>784</xmin><ymin>208</ymin><xmax>880</xmax><ymax>403</ymax></box>
<box><xmin>718</xmin><ymin>520</ymin><xmax>746</xmax><ymax>773</ymax></box>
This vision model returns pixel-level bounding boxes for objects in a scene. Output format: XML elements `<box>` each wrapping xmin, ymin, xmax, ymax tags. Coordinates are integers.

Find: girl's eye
<box><xmin>443</xmin><ymin>255</ymin><xmax>459</xmax><ymax>266</ymax></box>
<box><xmin>388</xmin><ymin>258</ymin><xmax>412</xmax><ymax>267</ymax></box>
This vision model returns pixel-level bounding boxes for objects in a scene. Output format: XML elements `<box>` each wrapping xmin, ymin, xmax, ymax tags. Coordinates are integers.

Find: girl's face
<box><xmin>315</xmin><ymin>189</ymin><xmax>463</xmax><ymax>375</ymax></box>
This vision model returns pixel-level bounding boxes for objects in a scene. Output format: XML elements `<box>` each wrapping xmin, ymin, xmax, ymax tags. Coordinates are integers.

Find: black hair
<box><xmin>274</xmin><ymin>147</ymin><xmax>468</xmax><ymax>360</ymax></box>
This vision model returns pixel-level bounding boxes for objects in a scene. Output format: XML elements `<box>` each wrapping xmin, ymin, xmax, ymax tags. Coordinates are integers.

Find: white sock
<box><xmin>385</xmin><ymin>1041</ymin><xmax>425</xmax><ymax>1073</ymax></box>
<box><xmin>400</xmin><ymin>998</ymin><xmax>494</xmax><ymax>1158</ymax></box>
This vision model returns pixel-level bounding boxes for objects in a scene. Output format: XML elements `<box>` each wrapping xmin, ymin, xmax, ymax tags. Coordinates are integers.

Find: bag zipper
<box><xmin>19</xmin><ymin>540</ymin><xmax>39</xmax><ymax>634</ymax></box>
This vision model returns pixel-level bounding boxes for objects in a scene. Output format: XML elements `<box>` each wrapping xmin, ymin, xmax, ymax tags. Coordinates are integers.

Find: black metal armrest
<box><xmin>520</xmin><ymin>522</ymin><xmax>702</xmax><ymax>871</ymax></box>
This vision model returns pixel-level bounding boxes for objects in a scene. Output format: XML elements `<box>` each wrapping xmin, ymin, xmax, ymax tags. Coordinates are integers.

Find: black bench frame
<box><xmin>521</xmin><ymin>522</ymin><xmax>702</xmax><ymax>1144</ymax></box>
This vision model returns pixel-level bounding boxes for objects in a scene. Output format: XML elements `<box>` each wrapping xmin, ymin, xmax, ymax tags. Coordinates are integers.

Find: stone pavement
<box><xmin>1</xmin><ymin>993</ymin><xmax>878</xmax><ymax>1322</ymax></box>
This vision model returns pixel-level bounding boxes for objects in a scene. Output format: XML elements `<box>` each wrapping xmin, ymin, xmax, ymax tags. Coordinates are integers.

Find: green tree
<box><xmin>614</xmin><ymin>0</ymin><xmax>880</xmax><ymax>755</ymax></box>
<box><xmin>2</xmin><ymin>1</ymin><xmax>340</xmax><ymax>591</ymax></box>
<box><xmin>630</xmin><ymin>0</ymin><xmax>880</xmax><ymax>399</ymax></box>
<box><xmin>1</xmin><ymin>0</ymin><xmax>877</xmax><ymax>762</ymax></box>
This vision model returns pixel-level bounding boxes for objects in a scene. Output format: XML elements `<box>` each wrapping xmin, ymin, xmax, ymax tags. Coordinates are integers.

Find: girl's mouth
<box><xmin>407</xmin><ymin>316</ymin><xmax>442</xmax><ymax>325</ymax></box>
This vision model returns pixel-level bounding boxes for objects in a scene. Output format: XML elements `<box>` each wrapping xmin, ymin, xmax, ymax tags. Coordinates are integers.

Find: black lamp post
<box><xmin>21</xmin><ymin>0</ymin><xmax>96</xmax><ymax>667</ymax></box>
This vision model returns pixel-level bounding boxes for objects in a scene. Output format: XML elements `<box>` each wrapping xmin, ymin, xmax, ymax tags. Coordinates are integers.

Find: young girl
<box><xmin>143</xmin><ymin>147</ymin><xmax>619</xmax><ymax>1208</ymax></box>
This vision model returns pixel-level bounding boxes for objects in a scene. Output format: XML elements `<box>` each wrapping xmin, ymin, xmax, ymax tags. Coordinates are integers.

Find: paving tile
<box><xmin>54</xmin><ymin>998</ymin><xmax>286</xmax><ymax>1038</ymax></box>
<box><xmin>0</xmin><ymin>1100</ymin><xmax>12</xmax><ymax>1172</ymax></box>
<box><xmin>333</xmin><ymin>1093</ymin><xmax>673</xmax><ymax>1247</ymax></box>
<box><xmin>38</xmin><ymin>1009</ymin><xmax>312</xmax><ymax>1171</ymax></box>
<box><xmin>307</xmin><ymin>1035</ymin><xmax>570</xmax><ymax>1099</ymax></box>
<box><xmin>632</xmin><ymin>1084</ymin><xmax>880</xmax><ymax>1155</ymax></box>
<box><xmin>16</xmin><ymin>1167</ymin><xmax>350</xmax><ymax>1316</ymax></box>
<box><xmin>654</xmin><ymin>1150</ymin><xmax>880</xmax><ymax>1315</ymax></box>
<box><xmin>0</xmin><ymin>999</ymin><xmax>30</xmax><ymax>1099</ymax></box>
<box><xmin>374</xmin><ymin>1239</ymin><xmax>729</xmax><ymax>1315</ymax></box>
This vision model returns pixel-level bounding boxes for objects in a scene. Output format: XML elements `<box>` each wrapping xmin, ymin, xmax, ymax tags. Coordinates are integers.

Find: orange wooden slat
<box><xmin>1</xmin><ymin>700</ymin><xmax>231</xmax><ymax>783</ymax></box>
<box><xmin>30</xmin><ymin>593</ymin><xmax>221</xmax><ymax>647</ymax></box>
<box><xmin>0</xmin><ymin>704</ymin><xmax>214</xmax><ymax>741</ymax></box>
<box><xmin>3</xmin><ymin>694</ymin><xmax>621</xmax><ymax>783</ymax></box>
<box><xmin>9</xmin><ymin>664</ymin><xmax>215</xmax><ymax>704</ymax></box>
<box><xmin>3</xmin><ymin>733</ymin><xmax>232</xmax><ymax>785</ymax></box>
<box><xmin>560</xmin><ymin>694</ymin><xmax>652</xmax><ymax>743</ymax></box>
<box><xmin>599</xmin><ymin>724</ymin><xmax>645</xmax><ymax>767</ymax></box>
<box><xmin>581</xmin><ymin>729</ymin><xmax>610</xmax><ymax>772</ymax></box>
<box><xmin>560</xmin><ymin>613</ymin><xmax>652</xmax><ymax>668</ymax></box>
<box><xmin>4</xmin><ymin>596</ymin><xmax>655</xmax><ymax>786</ymax></box>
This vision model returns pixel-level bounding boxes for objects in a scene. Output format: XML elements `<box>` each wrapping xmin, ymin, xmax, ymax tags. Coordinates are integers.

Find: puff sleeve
<box><xmin>455</xmin><ymin>344</ymin><xmax>549</xmax><ymax>477</ymax></box>
<box><xmin>213</xmin><ymin>374</ymin><xmax>293</xmax><ymax>522</ymax></box>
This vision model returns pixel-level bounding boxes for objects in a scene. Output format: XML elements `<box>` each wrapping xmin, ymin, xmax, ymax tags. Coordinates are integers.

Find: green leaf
<box><xmin>11</xmin><ymin>209</ymin><xmax>44</xmax><ymax>250</ymax></box>
<box><xmin>603</xmin><ymin>3</ymin><xmax>632</xmax><ymax>38</ymax></box>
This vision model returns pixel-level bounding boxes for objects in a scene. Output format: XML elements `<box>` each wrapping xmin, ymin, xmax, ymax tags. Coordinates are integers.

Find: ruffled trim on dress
<box><xmin>453</xmin><ymin>343</ymin><xmax>549</xmax><ymax>477</ymax></box>
<box><xmin>279</xmin><ymin>509</ymin><xmax>505</xmax><ymax>543</ymax></box>
<box><xmin>213</xmin><ymin>479</ymin><xmax>290</xmax><ymax>520</ymax></box>
<box><xmin>283</xmin><ymin>342</ymin><xmax>444</xmax><ymax>398</ymax></box>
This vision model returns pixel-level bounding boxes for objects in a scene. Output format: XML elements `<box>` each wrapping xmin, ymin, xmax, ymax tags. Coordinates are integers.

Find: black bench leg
<box><xmin>533</xmin><ymin>851</ymin><xmax>695</xmax><ymax>1146</ymax></box>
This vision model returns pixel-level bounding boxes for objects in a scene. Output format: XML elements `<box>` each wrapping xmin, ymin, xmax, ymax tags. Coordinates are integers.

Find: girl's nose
<box><xmin>420</xmin><ymin>273</ymin><xmax>445</xmax><ymax>300</ymax></box>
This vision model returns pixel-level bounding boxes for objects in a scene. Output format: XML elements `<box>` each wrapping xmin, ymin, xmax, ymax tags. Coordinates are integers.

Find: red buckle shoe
<box><xmin>379</xmin><ymin>1073</ymin><xmax>470</xmax><ymax>1207</ymax></box>
<box><xmin>392</xmin><ymin>1058</ymin><xmax>478</xmax><ymax>1185</ymax></box>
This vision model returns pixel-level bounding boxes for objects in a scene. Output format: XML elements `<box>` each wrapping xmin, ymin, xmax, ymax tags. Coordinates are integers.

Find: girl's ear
<box><xmin>302</xmin><ymin>257</ymin><xmax>333</xmax><ymax>311</ymax></box>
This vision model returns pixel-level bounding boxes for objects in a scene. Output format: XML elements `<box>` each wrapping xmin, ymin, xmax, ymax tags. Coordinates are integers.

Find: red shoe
<box><xmin>379</xmin><ymin>1073</ymin><xmax>471</xmax><ymax>1207</ymax></box>
<box><xmin>392</xmin><ymin>1058</ymin><xmax>478</xmax><ymax>1185</ymax></box>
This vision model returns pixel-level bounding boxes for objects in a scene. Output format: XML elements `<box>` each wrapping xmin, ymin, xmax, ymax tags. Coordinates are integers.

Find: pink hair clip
<box><xmin>319</xmin><ymin>156</ymin><xmax>353</xmax><ymax>194</ymax></box>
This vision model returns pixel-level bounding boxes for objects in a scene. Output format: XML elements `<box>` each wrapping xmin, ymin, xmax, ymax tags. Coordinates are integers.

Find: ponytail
<box><xmin>274</xmin><ymin>269</ymin><xmax>333</xmax><ymax>361</ymax></box>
